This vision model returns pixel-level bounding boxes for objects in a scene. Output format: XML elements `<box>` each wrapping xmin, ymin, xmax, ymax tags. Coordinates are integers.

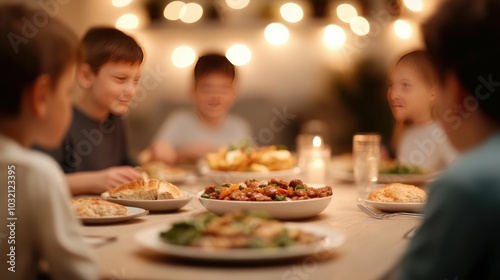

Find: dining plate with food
<box><xmin>203</xmin><ymin>143</ymin><xmax>300</xmax><ymax>183</ymax></box>
<box><xmin>198</xmin><ymin>178</ymin><xmax>333</xmax><ymax>220</ymax></box>
<box><xmin>363</xmin><ymin>183</ymin><xmax>427</xmax><ymax>212</ymax></box>
<box><xmin>71</xmin><ymin>197</ymin><xmax>148</xmax><ymax>224</ymax></box>
<box><xmin>101</xmin><ymin>179</ymin><xmax>193</xmax><ymax>211</ymax></box>
<box><xmin>135</xmin><ymin>211</ymin><xmax>344</xmax><ymax>262</ymax></box>
<box><xmin>331</xmin><ymin>162</ymin><xmax>440</xmax><ymax>184</ymax></box>
<box><xmin>206</xmin><ymin>143</ymin><xmax>296</xmax><ymax>172</ymax></box>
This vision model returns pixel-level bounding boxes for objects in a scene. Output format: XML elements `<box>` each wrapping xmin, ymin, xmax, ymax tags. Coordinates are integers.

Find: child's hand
<box><xmin>149</xmin><ymin>141</ymin><xmax>178</xmax><ymax>165</ymax></box>
<box><xmin>179</xmin><ymin>143</ymin><xmax>215</xmax><ymax>160</ymax></box>
<box><xmin>97</xmin><ymin>166</ymin><xmax>142</xmax><ymax>192</ymax></box>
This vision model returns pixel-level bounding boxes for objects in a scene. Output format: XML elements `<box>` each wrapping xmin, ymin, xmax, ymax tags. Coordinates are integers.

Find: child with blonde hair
<box><xmin>388</xmin><ymin>50</ymin><xmax>457</xmax><ymax>171</ymax></box>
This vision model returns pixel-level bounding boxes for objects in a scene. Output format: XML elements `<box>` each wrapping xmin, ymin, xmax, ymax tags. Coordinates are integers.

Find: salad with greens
<box><xmin>160</xmin><ymin>211</ymin><xmax>323</xmax><ymax>249</ymax></box>
<box><xmin>380</xmin><ymin>164</ymin><xmax>424</xmax><ymax>175</ymax></box>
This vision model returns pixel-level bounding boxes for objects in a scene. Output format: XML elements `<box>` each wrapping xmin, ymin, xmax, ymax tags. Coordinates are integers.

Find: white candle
<box><xmin>300</xmin><ymin>136</ymin><xmax>330</xmax><ymax>183</ymax></box>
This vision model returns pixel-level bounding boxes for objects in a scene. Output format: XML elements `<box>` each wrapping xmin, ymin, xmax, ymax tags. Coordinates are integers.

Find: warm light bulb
<box><xmin>179</xmin><ymin>3</ymin><xmax>203</xmax><ymax>23</ymax></box>
<box><xmin>313</xmin><ymin>136</ymin><xmax>322</xmax><ymax>147</ymax></box>
<box><xmin>164</xmin><ymin>1</ymin><xmax>185</xmax><ymax>21</ymax></box>
<box><xmin>394</xmin><ymin>19</ymin><xmax>413</xmax><ymax>39</ymax></box>
<box><xmin>336</xmin><ymin>4</ymin><xmax>357</xmax><ymax>23</ymax></box>
<box><xmin>350</xmin><ymin>16</ymin><xmax>370</xmax><ymax>36</ymax></box>
<box><xmin>115</xmin><ymin>14</ymin><xmax>139</xmax><ymax>30</ymax></box>
<box><xmin>265</xmin><ymin>23</ymin><xmax>289</xmax><ymax>45</ymax></box>
<box><xmin>226</xmin><ymin>0</ymin><xmax>250</xmax><ymax>10</ymax></box>
<box><xmin>280</xmin><ymin>3</ymin><xmax>304</xmax><ymax>23</ymax></box>
<box><xmin>226</xmin><ymin>44</ymin><xmax>252</xmax><ymax>66</ymax></box>
<box><xmin>324</xmin><ymin>24</ymin><xmax>346</xmax><ymax>48</ymax></box>
<box><xmin>172</xmin><ymin>46</ymin><xmax>196</xmax><ymax>68</ymax></box>
<box><xmin>403</xmin><ymin>0</ymin><xmax>423</xmax><ymax>12</ymax></box>
<box><xmin>112</xmin><ymin>0</ymin><xmax>133</xmax><ymax>8</ymax></box>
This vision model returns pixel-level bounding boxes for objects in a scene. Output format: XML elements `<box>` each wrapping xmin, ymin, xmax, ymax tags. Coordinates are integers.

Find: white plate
<box><xmin>331</xmin><ymin>169</ymin><xmax>439</xmax><ymax>184</ymax></box>
<box><xmin>80</xmin><ymin>206</ymin><xmax>148</xmax><ymax>224</ymax></box>
<box><xmin>204</xmin><ymin>167</ymin><xmax>301</xmax><ymax>185</ymax></box>
<box><xmin>135</xmin><ymin>223</ymin><xmax>344</xmax><ymax>262</ymax></box>
<box><xmin>197</xmin><ymin>185</ymin><xmax>332</xmax><ymax>220</ymax></box>
<box><xmin>103</xmin><ymin>191</ymin><xmax>193</xmax><ymax>212</ymax></box>
<box><xmin>363</xmin><ymin>200</ymin><xmax>425</xmax><ymax>212</ymax></box>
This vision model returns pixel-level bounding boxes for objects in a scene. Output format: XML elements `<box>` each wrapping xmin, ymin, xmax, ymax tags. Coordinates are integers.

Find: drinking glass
<box><xmin>353</xmin><ymin>133</ymin><xmax>381</xmax><ymax>200</ymax></box>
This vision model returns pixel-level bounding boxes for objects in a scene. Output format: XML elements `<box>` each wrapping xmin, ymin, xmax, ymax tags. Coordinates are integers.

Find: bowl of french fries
<box><xmin>202</xmin><ymin>143</ymin><xmax>300</xmax><ymax>184</ymax></box>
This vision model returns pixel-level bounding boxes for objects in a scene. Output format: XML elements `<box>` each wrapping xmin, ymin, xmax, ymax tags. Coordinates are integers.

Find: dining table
<box><xmin>80</xmin><ymin>175</ymin><xmax>422</xmax><ymax>280</ymax></box>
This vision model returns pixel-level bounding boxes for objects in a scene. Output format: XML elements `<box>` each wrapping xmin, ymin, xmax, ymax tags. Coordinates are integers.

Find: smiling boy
<box><xmin>40</xmin><ymin>27</ymin><xmax>144</xmax><ymax>195</ymax></box>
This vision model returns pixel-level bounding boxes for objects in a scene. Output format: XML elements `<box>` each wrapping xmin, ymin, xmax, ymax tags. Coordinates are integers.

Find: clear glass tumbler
<box><xmin>353</xmin><ymin>133</ymin><xmax>381</xmax><ymax>200</ymax></box>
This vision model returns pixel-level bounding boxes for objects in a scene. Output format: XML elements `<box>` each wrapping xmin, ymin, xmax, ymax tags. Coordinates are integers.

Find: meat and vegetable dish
<box><xmin>160</xmin><ymin>211</ymin><xmax>324</xmax><ymax>249</ymax></box>
<box><xmin>200</xmin><ymin>178</ymin><xmax>333</xmax><ymax>201</ymax></box>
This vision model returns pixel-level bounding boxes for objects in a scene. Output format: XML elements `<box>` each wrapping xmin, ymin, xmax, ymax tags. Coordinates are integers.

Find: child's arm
<box><xmin>176</xmin><ymin>143</ymin><xmax>215</xmax><ymax>163</ymax></box>
<box><xmin>139</xmin><ymin>141</ymin><xmax>178</xmax><ymax>165</ymax></box>
<box><xmin>66</xmin><ymin>166</ymin><xmax>142</xmax><ymax>195</ymax></box>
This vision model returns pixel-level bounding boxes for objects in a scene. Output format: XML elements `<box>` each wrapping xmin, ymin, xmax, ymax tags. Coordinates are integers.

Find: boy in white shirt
<box><xmin>0</xmin><ymin>4</ymin><xmax>98</xmax><ymax>280</ymax></box>
<box><xmin>142</xmin><ymin>54</ymin><xmax>251</xmax><ymax>164</ymax></box>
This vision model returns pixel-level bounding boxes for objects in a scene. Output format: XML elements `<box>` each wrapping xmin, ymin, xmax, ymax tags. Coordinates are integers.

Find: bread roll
<box><xmin>103</xmin><ymin>179</ymin><xmax>157</xmax><ymax>200</ymax></box>
<box><xmin>368</xmin><ymin>183</ymin><xmax>426</xmax><ymax>203</ymax></box>
<box><xmin>101</xmin><ymin>179</ymin><xmax>183</xmax><ymax>200</ymax></box>
<box><xmin>71</xmin><ymin>198</ymin><xmax>128</xmax><ymax>217</ymax></box>
<box><xmin>157</xmin><ymin>180</ymin><xmax>183</xmax><ymax>199</ymax></box>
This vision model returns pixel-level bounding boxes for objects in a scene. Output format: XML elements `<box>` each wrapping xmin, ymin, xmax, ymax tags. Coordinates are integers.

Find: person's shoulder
<box><xmin>429</xmin><ymin>135</ymin><xmax>500</xmax><ymax>206</ymax></box>
<box><xmin>17</xmin><ymin>149</ymin><xmax>65</xmax><ymax>180</ymax></box>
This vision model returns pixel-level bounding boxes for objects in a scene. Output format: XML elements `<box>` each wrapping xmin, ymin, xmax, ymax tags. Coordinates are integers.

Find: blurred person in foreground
<box><xmin>398</xmin><ymin>0</ymin><xmax>500</xmax><ymax>279</ymax></box>
<box><xmin>39</xmin><ymin>27</ymin><xmax>144</xmax><ymax>195</ymax></box>
<box><xmin>0</xmin><ymin>4</ymin><xmax>98</xmax><ymax>280</ymax></box>
<box><xmin>388</xmin><ymin>50</ymin><xmax>457</xmax><ymax>172</ymax></box>
<box><xmin>140</xmin><ymin>53</ymin><xmax>251</xmax><ymax>165</ymax></box>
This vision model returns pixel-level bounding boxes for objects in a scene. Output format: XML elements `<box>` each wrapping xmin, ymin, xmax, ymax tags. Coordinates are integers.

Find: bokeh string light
<box><xmin>265</xmin><ymin>23</ymin><xmax>290</xmax><ymax>45</ymax></box>
<box><xmin>226</xmin><ymin>44</ymin><xmax>252</xmax><ymax>66</ymax></box>
<box><xmin>179</xmin><ymin>3</ymin><xmax>203</xmax><ymax>24</ymax></box>
<box><xmin>172</xmin><ymin>46</ymin><xmax>196</xmax><ymax>68</ymax></box>
<box><xmin>115</xmin><ymin>13</ymin><xmax>139</xmax><ymax>29</ymax></box>
<box><xmin>280</xmin><ymin>3</ymin><xmax>304</xmax><ymax>23</ymax></box>
<box><xmin>164</xmin><ymin>1</ymin><xmax>185</xmax><ymax>21</ymax></box>
<box><xmin>226</xmin><ymin>0</ymin><xmax>250</xmax><ymax>10</ymax></box>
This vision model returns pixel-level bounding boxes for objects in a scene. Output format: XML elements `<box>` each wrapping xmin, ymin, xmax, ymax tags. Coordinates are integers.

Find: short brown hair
<box><xmin>423</xmin><ymin>0</ymin><xmax>500</xmax><ymax>124</ymax></box>
<box><xmin>0</xmin><ymin>4</ymin><xmax>80</xmax><ymax>118</ymax></box>
<box><xmin>81</xmin><ymin>27</ymin><xmax>143</xmax><ymax>74</ymax></box>
<box><xmin>194</xmin><ymin>53</ymin><xmax>235</xmax><ymax>81</ymax></box>
<box><xmin>397</xmin><ymin>50</ymin><xmax>438</xmax><ymax>88</ymax></box>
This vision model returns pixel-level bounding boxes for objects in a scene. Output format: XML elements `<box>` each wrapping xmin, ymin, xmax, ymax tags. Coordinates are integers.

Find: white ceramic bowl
<box><xmin>197</xmin><ymin>184</ymin><xmax>332</xmax><ymax>220</ymax></box>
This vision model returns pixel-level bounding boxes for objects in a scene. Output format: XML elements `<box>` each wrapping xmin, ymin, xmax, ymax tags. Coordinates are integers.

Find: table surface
<box><xmin>80</xmin><ymin>177</ymin><xmax>421</xmax><ymax>280</ymax></box>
